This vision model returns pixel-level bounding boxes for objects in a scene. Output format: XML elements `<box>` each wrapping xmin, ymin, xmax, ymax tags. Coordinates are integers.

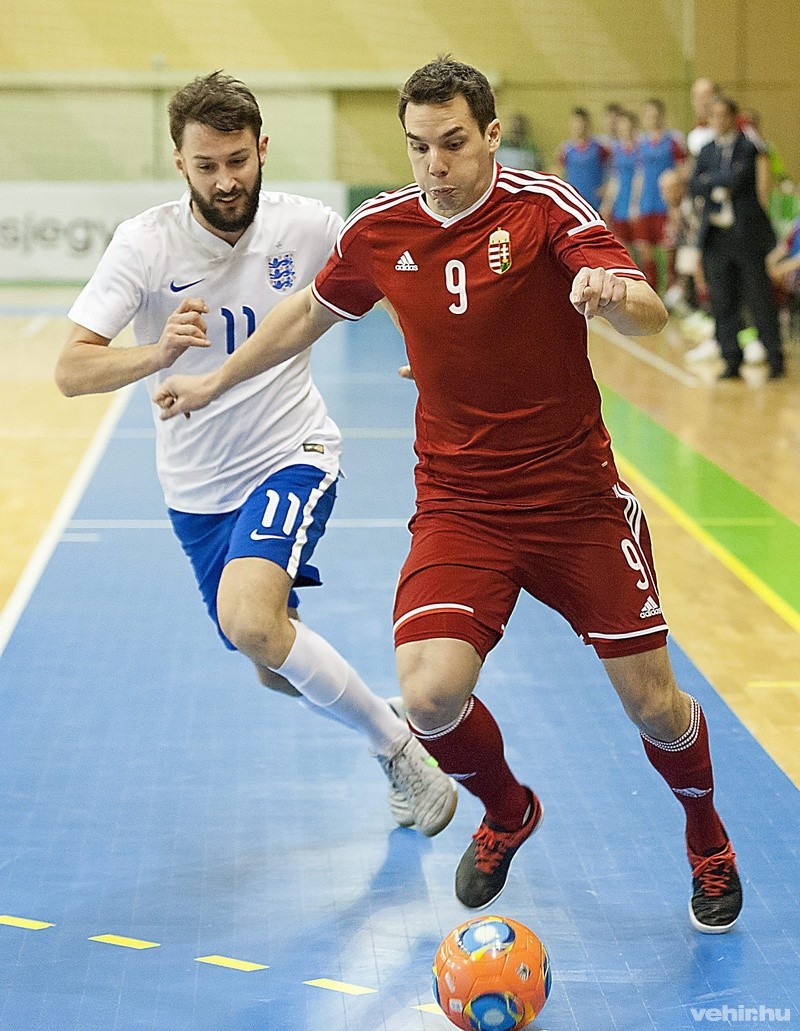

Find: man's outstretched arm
<box><xmin>154</xmin><ymin>285</ymin><xmax>342</xmax><ymax>419</ymax></box>
<box><xmin>570</xmin><ymin>268</ymin><xmax>668</xmax><ymax>337</ymax></box>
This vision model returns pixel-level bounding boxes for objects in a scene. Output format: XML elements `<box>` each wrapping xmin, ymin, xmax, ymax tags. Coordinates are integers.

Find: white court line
<box><xmin>112</xmin><ymin>428</ymin><xmax>418</xmax><ymax>441</ymax></box>
<box><xmin>591</xmin><ymin>319</ymin><xmax>700</xmax><ymax>387</ymax></box>
<box><xmin>112</xmin><ymin>428</ymin><xmax>414</xmax><ymax>440</ymax></box>
<box><xmin>69</xmin><ymin>519</ymin><xmax>171</xmax><ymax>529</ymax></box>
<box><xmin>340</xmin><ymin>428</ymin><xmax>414</xmax><ymax>439</ymax></box>
<box><xmin>67</xmin><ymin>518</ymin><xmax>408</xmax><ymax>530</ymax></box>
<box><xmin>330</xmin><ymin>518</ymin><xmax>407</xmax><ymax>528</ymax></box>
<box><xmin>0</xmin><ymin>386</ymin><xmax>133</xmax><ymax>660</ymax></box>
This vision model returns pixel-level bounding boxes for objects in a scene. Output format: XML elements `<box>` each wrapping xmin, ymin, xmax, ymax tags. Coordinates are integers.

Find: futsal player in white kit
<box><xmin>55</xmin><ymin>71</ymin><xmax>456</xmax><ymax>838</ymax></box>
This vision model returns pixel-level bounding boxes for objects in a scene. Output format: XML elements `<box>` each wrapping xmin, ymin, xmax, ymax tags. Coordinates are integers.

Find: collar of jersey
<box><xmin>418</xmin><ymin>162</ymin><xmax>499</xmax><ymax>228</ymax></box>
<box><xmin>180</xmin><ymin>191</ymin><xmax>258</xmax><ymax>257</ymax></box>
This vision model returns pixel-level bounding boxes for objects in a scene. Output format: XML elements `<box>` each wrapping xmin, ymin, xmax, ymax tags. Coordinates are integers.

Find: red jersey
<box><xmin>313</xmin><ymin>163</ymin><xmax>646</xmax><ymax>508</ymax></box>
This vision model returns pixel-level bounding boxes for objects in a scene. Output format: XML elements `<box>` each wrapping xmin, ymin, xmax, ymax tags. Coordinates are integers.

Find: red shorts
<box><xmin>635</xmin><ymin>213</ymin><xmax>668</xmax><ymax>246</ymax></box>
<box><xmin>393</xmin><ymin>482</ymin><xmax>669</xmax><ymax>661</ymax></box>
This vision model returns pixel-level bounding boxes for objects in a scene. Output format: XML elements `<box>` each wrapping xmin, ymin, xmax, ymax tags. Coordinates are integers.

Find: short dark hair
<box><xmin>571</xmin><ymin>106</ymin><xmax>590</xmax><ymax>121</ymax></box>
<box><xmin>715</xmin><ymin>94</ymin><xmax>739</xmax><ymax>117</ymax></box>
<box><xmin>169</xmin><ymin>71</ymin><xmax>262</xmax><ymax>149</ymax></box>
<box><xmin>645</xmin><ymin>97</ymin><xmax>666</xmax><ymax>116</ymax></box>
<box><xmin>398</xmin><ymin>56</ymin><xmax>497</xmax><ymax>133</ymax></box>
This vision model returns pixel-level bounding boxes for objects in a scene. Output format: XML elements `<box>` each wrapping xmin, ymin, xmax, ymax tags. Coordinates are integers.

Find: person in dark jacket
<box><xmin>691</xmin><ymin>96</ymin><xmax>784</xmax><ymax>379</ymax></box>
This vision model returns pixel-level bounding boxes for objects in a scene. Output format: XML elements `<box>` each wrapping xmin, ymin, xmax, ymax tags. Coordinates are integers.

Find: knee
<box><xmin>397</xmin><ymin>642</ymin><xmax>480</xmax><ymax>731</ymax></box>
<box><xmin>625</xmin><ymin>682</ymin><xmax>689</xmax><ymax>741</ymax></box>
<box><xmin>402</xmin><ymin>676</ymin><xmax>463</xmax><ymax>730</ymax></box>
<box><xmin>219</xmin><ymin>605</ymin><xmax>293</xmax><ymax>670</ymax></box>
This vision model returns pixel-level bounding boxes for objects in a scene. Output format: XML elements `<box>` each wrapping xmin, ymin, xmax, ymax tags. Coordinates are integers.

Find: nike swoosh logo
<box><xmin>169</xmin><ymin>278</ymin><xmax>205</xmax><ymax>292</ymax></box>
<box><xmin>249</xmin><ymin>531</ymin><xmax>287</xmax><ymax>541</ymax></box>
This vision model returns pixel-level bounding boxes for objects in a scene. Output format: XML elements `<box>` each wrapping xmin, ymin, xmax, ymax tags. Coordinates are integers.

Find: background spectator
<box><xmin>659</xmin><ymin>167</ymin><xmax>702</xmax><ymax>315</ymax></box>
<box><xmin>599</xmin><ymin>101</ymin><xmax>624</xmax><ymax>147</ymax></box>
<box><xmin>555</xmin><ymin>106</ymin><xmax>611</xmax><ymax>211</ymax></box>
<box><xmin>602</xmin><ymin>109</ymin><xmax>640</xmax><ymax>258</ymax></box>
<box><xmin>688</xmin><ymin>77</ymin><xmax>718</xmax><ymax>158</ymax></box>
<box><xmin>496</xmin><ymin>111</ymin><xmax>543</xmax><ymax>171</ymax></box>
<box><xmin>690</xmin><ymin>95</ymin><xmax>785</xmax><ymax>379</ymax></box>
<box><xmin>633</xmin><ymin>98</ymin><xmax>688</xmax><ymax>292</ymax></box>
<box><xmin>767</xmin><ymin>211</ymin><xmax>800</xmax><ymax>286</ymax></box>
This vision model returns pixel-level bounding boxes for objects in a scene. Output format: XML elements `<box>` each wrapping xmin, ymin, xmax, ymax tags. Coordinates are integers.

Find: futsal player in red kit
<box><xmin>155</xmin><ymin>58</ymin><xmax>742</xmax><ymax>934</ymax></box>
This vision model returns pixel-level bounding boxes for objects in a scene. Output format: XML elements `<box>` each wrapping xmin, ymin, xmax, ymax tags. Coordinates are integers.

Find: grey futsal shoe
<box><xmin>455</xmin><ymin>791</ymin><xmax>543</xmax><ymax>909</ymax></box>
<box><xmin>688</xmin><ymin>839</ymin><xmax>743</xmax><ymax>933</ymax></box>
<box><xmin>376</xmin><ymin>725</ymin><xmax>457</xmax><ymax>837</ymax></box>
<box><xmin>385</xmin><ymin>697</ymin><xmax>415</xmax><ymax>827</ymax></box>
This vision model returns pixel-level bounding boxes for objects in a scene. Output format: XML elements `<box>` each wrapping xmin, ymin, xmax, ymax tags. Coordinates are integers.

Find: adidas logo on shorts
<box><xmin>639</xmin><ymin>595</ymin><xmax>662</xmax><ymax>619</ymax></box>
<box><xmin>395</xmin><ymin>250</ymin><xmax>419</xmax><ymax>271</ymax></box>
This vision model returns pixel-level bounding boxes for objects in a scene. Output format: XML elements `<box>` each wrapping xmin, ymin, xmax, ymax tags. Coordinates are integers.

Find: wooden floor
<box><xmin>1</xmin><ymin>284</ymin><xmax>799</xmax><ymax>785</ymax></box>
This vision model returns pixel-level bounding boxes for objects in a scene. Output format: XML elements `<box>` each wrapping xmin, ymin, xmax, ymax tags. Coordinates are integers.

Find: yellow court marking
<box><xmin>748</xmin><ymin>681</ymin><xmax>800</xmax><ymax>689</ymax></box>
<box><xmin>615</xmin><ymin>455</ymin><xmax>800</xmax><ymax>635</ymax></box>
<box><xmin>196</xmin><ymin>955</ymin><xmax>268</xmax><ymax>972</ymax></box>
<box><xmin>303</xmin><ymin>978</ymin><xmax>377</xmax><ymax>995</ymax></box>
<box><xmin>414</xmin><ymin>1002</ymin><xmax>445</xmax><ymax>1014</ymax></box>
<box><xmin>89</xmin><ymin>934</ymin><xmax>160</xmax><ymax>950</ymax></box>
<box><xmin>0</xmin><ymin>915</ymin><xmax>54</xmax><ymax>930</ymax></box>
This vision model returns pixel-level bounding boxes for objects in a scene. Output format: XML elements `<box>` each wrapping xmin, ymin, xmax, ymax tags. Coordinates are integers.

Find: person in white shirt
<box><xmin>687</xmin><ymin>78</ymin><xmax>718</xmax><ymax>159</ymax></box>
<box><xmin>55</xmin><ymin>71</ymin><xmax>457</xmax><ymax>837</ymax></box>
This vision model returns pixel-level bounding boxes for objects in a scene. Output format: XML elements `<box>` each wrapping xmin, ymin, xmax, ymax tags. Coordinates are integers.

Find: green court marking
<box><xmin>600</xmin><ymin>385</ymin><xmax>800</xmax><ymax>618</ymax></box>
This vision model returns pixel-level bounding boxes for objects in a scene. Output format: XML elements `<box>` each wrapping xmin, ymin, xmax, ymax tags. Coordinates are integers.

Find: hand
<box><xmin>154</xmin><ymin>372</ymin><xmax>218</xmax><ymax>420</ymax></box>
<box><xmin>155</xmin><ymin>298</ymin><xmax>210</xmax><ymax>368</ymax></box>
<box><xmin>570</xmin><ymin>267</ymin><xmax>628</xmax><ymax>320</ymax></box>
<box><xmin>398</xmin><ymin>364</ymin><xmax>415</xmax><ymax>381</ymax></box>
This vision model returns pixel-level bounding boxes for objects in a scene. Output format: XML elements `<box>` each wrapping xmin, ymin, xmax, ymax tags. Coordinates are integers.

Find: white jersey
<box><xmin>69</xmin><ymin>191</ymin><xmax>343</xmax><ymax>513</ymax></box>
<box><xmin>687</xmin><ymin>124</ymin><xmax>715</xmax><ymax>158</ymax></box>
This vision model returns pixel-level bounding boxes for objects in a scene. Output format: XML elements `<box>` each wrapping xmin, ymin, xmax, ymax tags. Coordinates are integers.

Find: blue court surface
<box><xmin>1</xmin><ymin>311</ymin><xmax>798</xmax><ymax>1031</ymax></box>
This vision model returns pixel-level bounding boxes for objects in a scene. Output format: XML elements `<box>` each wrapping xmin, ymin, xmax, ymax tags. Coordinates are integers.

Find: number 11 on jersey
<box><xmin>220</xmin><ymin>306</ymin><xmax>257</xmax><ymax>353</ymax></box>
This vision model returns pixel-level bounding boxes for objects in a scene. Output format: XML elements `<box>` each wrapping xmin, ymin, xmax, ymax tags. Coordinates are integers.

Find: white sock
<box><xmin>273</xmin><ymin>620</ymin><xmax>408</xmax><ymax>756</ymax></box>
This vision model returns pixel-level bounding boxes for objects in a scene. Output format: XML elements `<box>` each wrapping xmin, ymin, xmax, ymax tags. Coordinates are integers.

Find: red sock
<box><xmin>410</xmin><ymin>696</ymin><xmax>530</xmax><ymax>829</ymax></box>
<box><xmin>641</xmin><ymin>697</ymin><xmax>728</xmax><ymax>854</ymax></box>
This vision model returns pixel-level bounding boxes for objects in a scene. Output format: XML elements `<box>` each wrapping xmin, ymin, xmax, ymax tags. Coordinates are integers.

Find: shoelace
<box><xmin>472</xmin><ymin>824</ymin><xmax>511</xmax><ymax>874</ymax></box>
<box><xmin>387</xmin><ymin>744</ymin><xmax>425</xmax><ymax>797</ymax></box>
<box><xmin>692</xmin><ymin>848</ymin><xmax>735</xmax><ymax>898</ymax></box>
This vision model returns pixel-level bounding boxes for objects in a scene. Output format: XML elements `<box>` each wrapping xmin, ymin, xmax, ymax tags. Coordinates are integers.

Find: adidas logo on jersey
<box><xmin>395</xmin><ymin>250</ymin><xmax>419</xmax><ymax>271</ymax></box>
<box><xmin>639</xmin><ymin>595</ymin><xmax>662</xmax><ymax>619</ymax></box>
<box><xmin>672</xmin><ymin>786</ymin><xmax>712</xmax><ymax>798</ymax></box>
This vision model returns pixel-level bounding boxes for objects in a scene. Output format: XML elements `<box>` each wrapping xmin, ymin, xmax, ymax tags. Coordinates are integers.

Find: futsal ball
<box><xmin>432</xmin><ymin>915</ymin><xmax>551</xmax><ymax>1031</ymax></box>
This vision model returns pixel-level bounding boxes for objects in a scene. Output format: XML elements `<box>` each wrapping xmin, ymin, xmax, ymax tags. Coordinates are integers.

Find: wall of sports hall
<box><xmin>0</xmin><ymin>0</ymin><xmax>798</xmax><ymax>186</ymax></box>
<box><xmin>0</xmin><ymin>0</ymin><xmax>799</xmax><ymax>789</ymax></box>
